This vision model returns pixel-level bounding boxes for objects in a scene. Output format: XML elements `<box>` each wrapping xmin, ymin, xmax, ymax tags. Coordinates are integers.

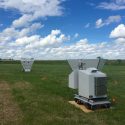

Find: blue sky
<box><xmin>0</xmin><ymin>0</ymin><xmax>125</xmax><ymax>59</ymax></box>
<box><xmin>37</xmin><ymin>0</ymin><xmax>125</xmax><ymax>42</ymax></box>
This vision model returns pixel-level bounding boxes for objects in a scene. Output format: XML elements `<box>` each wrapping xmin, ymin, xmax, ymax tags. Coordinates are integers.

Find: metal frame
<box><xmin>74</xmin><ymin>94</ymin><xmax>111</xmax><ymax>110</ymax></box>
<box><xmin>68</xmin><ymin>58</ymin><xmax>106</xmax><ymax>71</ymax></box>
<box><xmin>21</xmin><ymin>58</ymin><xmax>34</xmax><ymax>72</ymax></box>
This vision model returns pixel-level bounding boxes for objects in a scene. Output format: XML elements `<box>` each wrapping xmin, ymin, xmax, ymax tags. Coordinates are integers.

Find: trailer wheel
<box><xmin>74</xmin><ymin>98</ymin><xmax>78</xmax><ymax>102</ymax></box>
<box><xmin>91</xmin><ymin>105</ymin><xmax>96</xmax><ymax>110</ymax></box>
<box><xmin>105</xmin><ymin>104</ymin><xmax>110</xmax><ymax>108</ymax></box>
<box><xmin>76</xmin><ymin>99</ymin><xmax>82</xmax><ymax>105</ymax></box>
<box><xmin>86</xmin><ymin>104</ymin><xmax>91</xmax><ymax>109</ymax></box>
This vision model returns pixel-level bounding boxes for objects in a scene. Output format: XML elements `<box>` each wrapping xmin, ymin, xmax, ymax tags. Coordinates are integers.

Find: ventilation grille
<box><xmin>95</xmin><ymin>77</ymin><xmax>107</xmax><ymax>96</ymax></box>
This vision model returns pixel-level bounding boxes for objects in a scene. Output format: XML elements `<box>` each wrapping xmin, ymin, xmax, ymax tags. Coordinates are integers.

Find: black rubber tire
<box><xmin>76</xmin><ymin>100</ymin><xmax>81</xmax><ymax>104</ymax></box>
<box><xmin>74</xmin><ymin>98</ymin><xmax>78</xmax><ymax>102</ymax></box>
<box><xmin>105</xmin><ymin>104</ymin><xmax>110</xmax><ymax>108</ymax></box>
<box><xmin>86</xmin><ymin>104</ymin><xmax>91</xmax><ymax>109</ymax></box>
<box><xmin>91</xmin><ymin>105</ymin><xmax>96</xmax><ymax>110</ymax></box>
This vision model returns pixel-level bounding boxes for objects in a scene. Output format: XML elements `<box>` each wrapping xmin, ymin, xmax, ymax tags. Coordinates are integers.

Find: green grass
<box><xmin>0</xmin><ymin>61</ymin><xmax>125</xmax><ymax>125</ymax></box>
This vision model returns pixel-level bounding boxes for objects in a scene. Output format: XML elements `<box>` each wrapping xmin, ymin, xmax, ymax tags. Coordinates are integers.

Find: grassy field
<box><xmin>0</xmin><ymin>61</ymin><xmax>125</xmax><ymax>125</ymax></box>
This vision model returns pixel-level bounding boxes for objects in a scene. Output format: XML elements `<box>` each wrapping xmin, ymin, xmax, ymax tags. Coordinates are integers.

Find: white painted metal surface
<box><xmin>68</xmin><ymin>58</ymin><xmax>106</xmax><ymax>89</ymax></box>
<box><xmin>21</xmin><ymin>58</ymin><xmax>34</xmax><ymax>72</ymax></box>
<box><xmin>68</xmin><ymin>59</ymin><xmax>82</xmax><ymax>70</ymax></box>
<box><xmin>78</xmin><ymin>68</ymin><xmax>107</xmax><ymax>99</ymax></box>
<box><xmin>69</xmin><ymin>70</ymin><xmax>78</xmax><ymax>89</ymax></box>
<box><xmin>68</xmin><ymin>58</ymin><xmax>106</xmax><ymax>71</ymax></box>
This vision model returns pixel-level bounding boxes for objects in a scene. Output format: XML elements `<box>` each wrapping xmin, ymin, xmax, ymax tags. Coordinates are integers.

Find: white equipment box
<box><xmin>79</xmin><ymin>68</ymin><xmax>107</xmax><ymax>99</ymax></box>
<box><xmin>69</xmin><ymin>70</ymin><xmax>78</xmax><ymax>89</ymax></box>
<box><xmin>68</xmin><ymin>58</ymin><xmax>105</xmax><ymax>89</ymax></box>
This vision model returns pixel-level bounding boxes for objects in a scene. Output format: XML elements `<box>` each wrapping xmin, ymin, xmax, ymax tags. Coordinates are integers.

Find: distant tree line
<box><xmin>106</xmin><ymin>59</ymin><xmax>125</xmax><ymax>65</ymax></box>
<box><xmin>0</xmin><ymin>58</ymin><xmax>125</xmax><ymax>65</ymax></box>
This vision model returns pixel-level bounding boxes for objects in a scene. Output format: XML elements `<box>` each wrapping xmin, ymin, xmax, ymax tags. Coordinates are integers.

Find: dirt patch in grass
<box><xmin>113</xmin><ymin>80</ymin><xmax>118</xmax><ymax>85</ymax></box>
<box><xmin>0</xmin><ymin>82</ymin><xmax>10</xmax><ymax>91</ymax></box>
<box><xmin>13</xmin><ymin>81</ymin><xmax>32</xmax><ymax>90</ymax></box>
<box><xmin>0</xmin><ymin>81</ymin><xmax>23</xmax><ymax>125</ymax></box>
<box><xmin>41</xmin><ymin>76</ymin><xmax>48</xmax><ymax>80</ymax></box>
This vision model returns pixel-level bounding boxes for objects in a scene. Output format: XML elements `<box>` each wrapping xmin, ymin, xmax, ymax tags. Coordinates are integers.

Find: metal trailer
<box><xmin>74</xmin><ymin>94</ymin><xmax>111</xmax><ymax>110</ymax></box>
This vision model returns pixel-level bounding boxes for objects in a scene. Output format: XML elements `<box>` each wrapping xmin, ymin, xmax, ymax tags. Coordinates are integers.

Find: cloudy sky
<box><xmin>0</xmin><ymin>0</ymin><xmax>125</xmax><ymax>60</ymax></box>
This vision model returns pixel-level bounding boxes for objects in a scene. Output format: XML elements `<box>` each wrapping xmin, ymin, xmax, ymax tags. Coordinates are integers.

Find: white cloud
<box><xmin>0</xmin><ymin>27</ymin><xmax>18</xmax><ymax>42</ymax></box>
<box><xmin>12</xmin><ymin>14</ymin><xmax>33</xmax><ymax>28</ymax></box>
<box><xmin>1</xmin><ymin>29</ymin><xmax>125</xmax><ymax>60</ymax></box>
<box><xmin>0</xmin><ymin>0</ymin><xmax>125</xmax><ymax>59</ymax></box>
<box><xmin>0</xmin><ymin>23</ymin><xmax>3</xmax><ymax>27</ymax></box>
<box><xmin>115</xmin><ymin>38</ymin><xmax>125</xmax><ymax>43</ymax></box>
<box><xmin>84</xmin><ymin>23</ymin><xmax>90</xmax><ymax>28</ymax></box>
<box><xmin>6</xmin><ymin>29</ymin><xmax>69</xmax><ymax>48</ymax></box>
<box><xmin>18</xmin><ymin>22</ymin><xmax>43</xmax><ymax>37</ymax></box>
<box><xmin>0</xmin><ymin>0</ymin><xmax>64</xmax><ymax>28</ymax></box>
<box><xmin>25</xmin><ymin>29</ymin><xmax>69</xmax><ymax>49</ymax></box>
<box><xmin>0</xmin><ymin>22</ymin><xmax>43</xmax><ymax>44</ymax></box>
<box><xmin>96</xmin><ymin>15</ymin><xmax>121</xmax><ymax>28</ymax></box>
<box><xmin>0</xmin><ymin>0</ymin><xmax>67</xmax><ymax>59</ymax></box>
<box><xmin>98</xmin><ymin>0</ymin><xmax>125</xmax><ymax>10</ymax></box>
<box><xmin>110</xmin><ymin>24</ymin><xmax>125</xmax><ymax>38</ymax></box>
<box><xmin>110</xmin><ymin>24</ymin><xmax>125</xmax><ymax>49</ymax></box>
<box><xmin>29</xmin><ymin>22</ymin><xmax>44</xmax><ymax>31</ymax></box>
<box><xmin>106</xmin><ymin>15</ymin><xmax>121</xmax><ymax>24</ymax></box>
<box><xmin>0</xmin><ymin>0</ymin><xmax>63</xmax><ymax>16</ymax></box>
<box><xmin>51</xmin><ymin>29</ymin><xmax>61</xmax><ymax>35</ymax></box>
<box><xmin>76</xmin><ymin>39</ymin><xmax>88</xmax><ymax>46</ymax></box>
<box><xmin>0</xmin><ymin>25</ymin><xmax>125</xmax><ymax>59</ymax></box>
<box><xmin>74</xmin><ymin>33</ymin><xmax>79</xmax><ymax>38</ymax></box>
<box><xmin>96</xmin><ymin>19</ymin><xmax>103</xmax><ymax>28</ymax></box>
<box><xmin>41</xmin><ymin>38</ymin><xmax>125</xmax><ymax>60</ymax></box>
<box><xmin>14</xmin><ymin>35</ymin><xmax>40</xmax><ymax>46</ymax></box>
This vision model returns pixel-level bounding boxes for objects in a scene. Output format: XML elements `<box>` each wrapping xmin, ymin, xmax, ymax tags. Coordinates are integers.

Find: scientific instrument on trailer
<box><xmin>21</xmin><ymin>58</ymin><xmax>34</xmax><ymax>72</ymax></box>
<box><xmin>68</xmin><ymin>58</ymin><xmax>110</xmax><ymax>110</ymax></box>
